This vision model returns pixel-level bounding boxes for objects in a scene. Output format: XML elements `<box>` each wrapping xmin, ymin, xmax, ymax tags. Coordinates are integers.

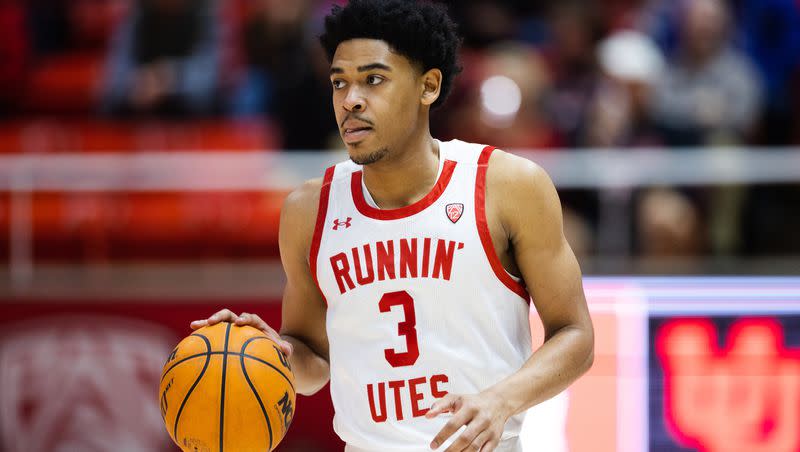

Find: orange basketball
<box><xmin>159</xmin><ymin>322</ymin><xmax>296</xmax><ymax>452</ymax></box>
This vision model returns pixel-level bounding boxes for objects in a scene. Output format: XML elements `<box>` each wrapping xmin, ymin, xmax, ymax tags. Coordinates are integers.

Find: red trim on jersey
<box><xmin>475</xmin><ymin>146</ymin><xmax>530</xmax><ymax>302</ymax></box>
<box><xmin>310</xmin><ymin>165</ymin><xmax>336</xmax><ymax>305</ymax></box>
<box><xmin>351</xmin><ymin>159</ymin><xmax>457</xmax><ymax>220</ymax></box>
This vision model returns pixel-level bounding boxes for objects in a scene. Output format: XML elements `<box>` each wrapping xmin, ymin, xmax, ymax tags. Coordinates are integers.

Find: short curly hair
<box><xmin>320</xmin><ymin>0</ymin><xmax>462</xmax><ymax>109</ymax></box>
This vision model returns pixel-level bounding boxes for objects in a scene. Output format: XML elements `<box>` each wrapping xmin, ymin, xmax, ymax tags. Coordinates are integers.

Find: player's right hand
<box><xmin>190</xmin><ymin>309</ymin><xmax>294</xmax><ymax>357</ymax></box>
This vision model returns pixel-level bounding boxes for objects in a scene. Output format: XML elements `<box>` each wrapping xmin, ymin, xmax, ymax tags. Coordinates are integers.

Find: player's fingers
<box><xmin>237</xmin><ymin>312</ymin><xmax>276</xmax><ymax>339</ymax></box>
<box><xmin>236</xmin><ymin>313</ymin><xmax>294</xmax><ymax>356</ymax></box>
<box><xmin>479</xmin><ymin>437</ymin><xmax>499</xmax><ymax>452</ymax></box>
<box><xmin>235</xmin><ymin>312</ymin><xmax>266</xmax><ymax>328</ymax></box>
<box><xmin>443</xmin><ymin>416</ymin><xmax>489</xmax><ymax>452</ymax></box>
<box><xmin>426</xmin><ymin>394</ymin><xmax>458</xmax><ymax>419</ymax></box>
<box><xmin>461</xmin><ymin>430</ymin><xmax>491</xmax><ymax>452</ymax></box>
<box><xmin>275</xmin><ymin>337</ymin><xmax>294</xmax><ymax>357</ymax></box>
<box><xmin>251</xmin><ymin>315</ymin><xmax>295</xmax><ymax>357</ymax></box>
<box><xmin>430</xmin><ymin>405</ymin><xmax>473</xmax><ymax>450</ymax></box>
<box><xmin>209</xmin><ymin>308</ymin><xmax>238</xmax><ymax>325</ymax></box>
<box><xmin>190</xmin><ymin>308</ymin><xmax>236</xmax><ymax>329</ymax></box>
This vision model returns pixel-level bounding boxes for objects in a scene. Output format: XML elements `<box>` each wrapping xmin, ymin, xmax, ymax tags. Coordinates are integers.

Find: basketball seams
<box><xmin>239</xmin><ymin>337</ymin><xmax>275</xmax><ymax>451</ymax></box>
<box><xmin>239</xmin><ymin>336</ymin><xmax>296</xmax><ymax>393</ymax></box>
<box><xmin>218</xmin><ymin>323</ymin><xmax>232</xmax><ymax>452</ymax></box>
<box><xmin>160</xmin><ymin>352</ymin><xmax>215</xmax><ymax>383</ymax></box>
<box><xmin>173</xmin><ymin>333</ymin><xmax>212</xmax><ymax>442</ymax></box>
<box><xmin>161</xmin><ymin>350</ymin><xmax>294</xmax><ymax>385</ymax></box>
<box><xmin>163</xmin><ymin>326</ymin><xmax>295</xmax><ymax>451</ymax></box>
<box><xmin>159</xmin><ymin>333</ymin><xmax>220</xmax><ymax>383</ymax></box>
<box><xmin>240</xmin><ymin>355</ymin><xmax>297</xmax><ymax>394</ymax></box>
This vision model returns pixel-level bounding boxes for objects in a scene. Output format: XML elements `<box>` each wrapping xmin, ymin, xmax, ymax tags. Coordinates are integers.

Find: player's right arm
<box><xmin>190</xmin><ymin>178</ymin><xmax>331</xmax><ymax>396</ymax></box>
<box><xmin>274</xmin><ymin>178</ymin><xmax>331</xmax><ymax>395</ymax></box>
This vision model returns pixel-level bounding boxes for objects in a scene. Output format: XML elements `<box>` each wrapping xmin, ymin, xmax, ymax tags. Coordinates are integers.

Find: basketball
<box><xmin>159</xmin><ymin>322</ymin><xmax>296</xmax><ymax>452</ymax></box>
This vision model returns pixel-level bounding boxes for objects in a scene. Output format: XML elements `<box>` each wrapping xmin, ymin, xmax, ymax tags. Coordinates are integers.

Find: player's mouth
<box><xmin>343</xmin><ymin>127</ymin><xmax>373</xmax><ymax>144</ymax></box>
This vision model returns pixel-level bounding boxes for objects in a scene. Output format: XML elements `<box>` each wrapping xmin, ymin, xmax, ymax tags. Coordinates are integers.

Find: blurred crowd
<box><xmin>0</xmin><ymin>0</ymin><xmax>799</xmax><ymax>260</ymax></box>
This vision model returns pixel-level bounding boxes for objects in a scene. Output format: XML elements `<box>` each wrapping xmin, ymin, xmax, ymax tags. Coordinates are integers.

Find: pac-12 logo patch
<box><xmin>446</xmin><ymin>203</ymin><xmax>464</xmax><ymax>223</ymax></box>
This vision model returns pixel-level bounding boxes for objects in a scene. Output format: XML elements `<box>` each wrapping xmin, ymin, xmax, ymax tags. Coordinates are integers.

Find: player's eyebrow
<box><xmin>357</xmin><ymin>63</ymin><xmax>392</xmax><ymax>72</ymax></box>
<box><xmin>330</xmin><ymin>63</ymin><xmax>392</xmax><ymax>75</ymax></box>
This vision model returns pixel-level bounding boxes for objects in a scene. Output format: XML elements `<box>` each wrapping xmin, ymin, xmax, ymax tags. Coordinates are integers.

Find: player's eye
<box><xmin>366</xmin><ymin>75</ymin><xmax>384</xmax><ymax>86</ymax></box>
<box><xmin>332</xmin><ymin>79</ymin><xmax>346</xmax><ymax>90</ymax></box>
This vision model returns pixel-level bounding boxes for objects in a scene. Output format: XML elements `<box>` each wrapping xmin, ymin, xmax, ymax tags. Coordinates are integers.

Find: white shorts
<box><xmin>345</xmin><ymin>436</ymin><xmax>522</xmax><ymax>452</ymax></box>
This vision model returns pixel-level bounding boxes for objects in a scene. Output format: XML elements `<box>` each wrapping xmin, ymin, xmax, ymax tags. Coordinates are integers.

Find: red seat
<box><xmin>19</xmin><ymin>190</ymin><xmax>283</xmax><ymax>260</ymax></box>
<box><xmin>0</xmin><ymin>119</ymin><xmax>281</xmax><ymax>153</ymax></box>
<box><xmin>22</xmin><ymin>53</ymin><xmax>104</xmax><ymax>114</ymax></box>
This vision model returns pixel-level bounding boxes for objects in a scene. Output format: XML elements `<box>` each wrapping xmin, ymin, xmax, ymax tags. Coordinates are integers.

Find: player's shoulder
<box><xmin>486</xmin><ymin>149</ymin><xmax>564</xmax><ymax>242</ymax></box>
<box><xmin>485</xmin><ymin>148</ymin><xmax>552</xmax><ymax>195</ymax></box>
<box><xmin>482</xmin><ymin>147</ymin><xmax>562</xmax><ymax>236</ymax></box>
<box><xmin>280</xmin><ymin>176</ymin><xmax>328</xmax><ymax>251</ymax></box>
<box><xmin>282</xmin><ymin>177</ymin><xmax>324</xmax><ymax>223</ymax></box>
<box><xmin>282</xmin><ymin>159</ymin><xmax>356</xmax><ymax>226</ymax></box>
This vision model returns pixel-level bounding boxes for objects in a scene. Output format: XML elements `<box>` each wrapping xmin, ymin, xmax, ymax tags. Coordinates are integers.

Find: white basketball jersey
<box><xmin>310</xmin><ymin>139</ymin><xmax>533</xmax><ymax>451</ymax></box>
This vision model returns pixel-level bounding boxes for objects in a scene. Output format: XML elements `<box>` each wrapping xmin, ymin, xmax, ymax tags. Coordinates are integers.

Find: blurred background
<box><xmin>0</xmin><ymin>0</ymin><xmax>798</xmax><ymax>451</ymax></box>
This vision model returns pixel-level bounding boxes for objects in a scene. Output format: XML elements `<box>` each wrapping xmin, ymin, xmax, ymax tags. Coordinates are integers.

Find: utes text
<box><xmin>366</xmin><ymin>374</ymin><xmax>450</xmax><ymax>422</ymax></box>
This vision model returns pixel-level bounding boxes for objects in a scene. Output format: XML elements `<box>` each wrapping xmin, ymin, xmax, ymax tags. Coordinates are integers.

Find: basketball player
<box><xmin>191</xmin><ymin>1</ymin><xmax>594</xmax><ymax>450</ymax></box>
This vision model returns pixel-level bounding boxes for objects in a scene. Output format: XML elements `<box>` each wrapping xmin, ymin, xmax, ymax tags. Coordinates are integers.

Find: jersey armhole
<box><xmin>309</xmin><ymin>165</ymin><xmax>336</xmax><ymax>306</ymax></box>
<box><xmin>475</xmin><ymin>146</ymin><xmax>531</xmax><ymax>302</ymax></box>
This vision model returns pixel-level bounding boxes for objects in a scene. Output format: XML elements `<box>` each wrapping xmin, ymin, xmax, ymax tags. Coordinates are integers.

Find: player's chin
<box><xmin>350</xmin><ymin>146</ymin><xmax>390</xmax><ymax>166</ymax></box>
<box><xmin>347</xmin><ymin>142</ymin><xmax>384</xmax><ymax>164</ymax></box>
<box><xmin>348</xmin><ymin>151</ymin><xmax>372</xmax><ymax>166</ymax></box>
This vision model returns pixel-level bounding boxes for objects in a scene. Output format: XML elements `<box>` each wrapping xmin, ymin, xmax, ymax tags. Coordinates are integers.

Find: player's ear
<box><xmin>420</xmin><ymin>68</ymin><xmax>442</xmax><ymax>106</ymax></box>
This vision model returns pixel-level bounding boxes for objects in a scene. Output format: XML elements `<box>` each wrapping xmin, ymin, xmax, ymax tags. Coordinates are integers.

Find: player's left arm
<box><xmin>427</xmin><ymin>150</ymin><xmax>594</xmax><ymax>451</ymax></box>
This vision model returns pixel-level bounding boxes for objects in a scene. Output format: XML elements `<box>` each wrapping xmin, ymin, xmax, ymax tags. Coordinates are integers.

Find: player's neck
<box><xmin>360</xmin><ymin>130</ymin><xmax>439</xmax><ymax>210</ymax></box>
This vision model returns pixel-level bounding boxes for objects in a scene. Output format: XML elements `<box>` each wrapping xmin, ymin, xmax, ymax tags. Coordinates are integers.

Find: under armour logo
<box><xmin>333</xmin><ymin>217</ymin><xmax>352</xmax><ymax>230</ymax></box>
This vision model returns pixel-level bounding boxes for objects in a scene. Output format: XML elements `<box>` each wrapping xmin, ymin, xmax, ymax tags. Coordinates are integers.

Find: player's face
<box><xmin>330</xmin><ymin>39</ymin><xmax>424</xmax><ymax>165</ymax></box>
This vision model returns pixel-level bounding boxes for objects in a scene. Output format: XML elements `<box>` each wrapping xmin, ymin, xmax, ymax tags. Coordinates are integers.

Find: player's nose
<box><xmin>343</xmin><ymin>88</ymin><xmax>365</xmax><ymax>112</ymax></box>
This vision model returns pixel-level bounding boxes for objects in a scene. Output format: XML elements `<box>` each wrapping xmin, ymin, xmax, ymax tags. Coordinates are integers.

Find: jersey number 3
<box><xmin>378</xmin><ymin>291</ymin><xmax>420</xmax><ymax>367</ymax></box>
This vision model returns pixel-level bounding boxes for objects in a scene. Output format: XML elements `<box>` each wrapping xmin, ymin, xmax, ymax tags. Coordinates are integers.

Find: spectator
<box><xmin>579</xmin><ymin>28</ymin><xmax>672</xmax><ymax>257</ymax></box>
<box><xmin>540</xmin><ymin>0</ymin><xmax>605</xmax><ymax>148</ymax></box>
<box><xmin>637</xmin><ymin>0</ymin><xmax>684</xmax><ymax>57</ymax></box>
<box><xmin>637</xmin><ymin>187</ymin><xmax>705</xmax><ymax>257</ymax></box>
<box><xmin>637</xmin><ymin>0</ymin><xmax>763</xmax><ymax>257</ymax></box>
<box><xmin>445</xmin><ymin>1</ymin><xmax>520</xmax><ymax>49</ymax></box>
<box><xmin>439</xmin><ymin>42</ymin><xmax>561</xmax><ymax>150</ymax></box>
<box><xmin>230</xmin><ymin>0</ymin><xmax>337</xmax><ymax>150</ymax></box>
<box><xmin>584</xmin><ymin>30</ymin><xmax>665</xmax><ymax>147</ymax></box>
<box><xmin>649</xmin><ymin>0</ymin><xmax>763</xmax><ymax>146</ymax></box>
<box><xmin>536</xmin><ymin>0</ymin><xmax>606</xmax><ymax>255</ymax></box>
<box><xmin>437</xmin><ymin>41</ymin><xmax>594</xmax><ymax>256</ymax></box>
<box><xmin>100</xmin><ymin>0</ymin><xmax>222</xmax><ymax>117</ymax></box>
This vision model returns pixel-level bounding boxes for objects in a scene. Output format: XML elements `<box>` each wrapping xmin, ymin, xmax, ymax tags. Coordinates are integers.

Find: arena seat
<box><xmin>19</xmin><ymin>191</ymin><xmax>284</xmax><ymax>261</ymax></box>
<box><xmin>0</xmin><ymin>119</ymin><xmax>281</xmax><ymax>153</ymax></box>
<box><xmin>21</xmin><ymin>53</ymin><xmax>104</xmax><ymax>114</ymax></box>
